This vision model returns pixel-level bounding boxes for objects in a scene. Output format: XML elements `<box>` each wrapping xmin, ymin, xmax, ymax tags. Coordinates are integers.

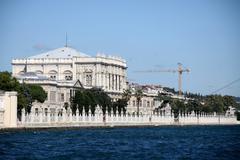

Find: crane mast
<box><xmin>135</xmin><ymin>63</ymin><xmax>190</xmax><ymax>96</ymax></box>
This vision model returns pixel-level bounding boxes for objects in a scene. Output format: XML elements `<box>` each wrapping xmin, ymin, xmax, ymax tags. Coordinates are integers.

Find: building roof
<box><xmin>28</xmin><ymin>47</ymin><xmax>91</xmax><ymax>59</ymax></box>
<box><xmin>16</xmin><ymin>72</ymin><xmax>48</xmax><ymax>80</ymax></box>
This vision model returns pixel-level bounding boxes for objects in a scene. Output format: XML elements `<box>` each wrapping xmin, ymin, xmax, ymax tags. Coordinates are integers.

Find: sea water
<box><xmin>0</xmin><ymin>125</ymin><xmax>240</xmax><ymax>160</ymax></box>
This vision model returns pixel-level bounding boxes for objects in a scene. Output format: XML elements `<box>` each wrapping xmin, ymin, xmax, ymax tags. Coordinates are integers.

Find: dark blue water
<box><xmin>0</xmin><ymin>125</ymin><xmax>240</xmax><ymax>160</ymax></box>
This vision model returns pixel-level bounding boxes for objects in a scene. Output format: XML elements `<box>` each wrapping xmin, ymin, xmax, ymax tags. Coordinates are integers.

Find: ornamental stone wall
<box><xmin>0</xmin><ymin>91</ymin><xmax>18</xmax><ymax>128</ymax></box>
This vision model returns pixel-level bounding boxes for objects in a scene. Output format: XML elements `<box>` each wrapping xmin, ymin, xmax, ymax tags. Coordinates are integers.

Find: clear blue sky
<box><xmin>1</xmin><ymin>0</ymin><xmax>240</xmax><ymax>96</ymax></box>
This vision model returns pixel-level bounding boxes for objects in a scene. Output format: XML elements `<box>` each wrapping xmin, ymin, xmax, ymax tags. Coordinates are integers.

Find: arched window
<box><xmin>48</xmin><ymin>70</ymin><xmax>57</xmax><ymax>80</ymax></box>
<box><xmin>63</xmin><ymin>70</ymin><xmax>73</xmax><ymax>81</ymax></box>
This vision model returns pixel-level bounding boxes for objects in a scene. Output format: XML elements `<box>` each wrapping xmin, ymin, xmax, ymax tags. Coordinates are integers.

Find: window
<box><xmin>133</xmin><ymin>100</ymin><xmax>136</xmax><ymax>106</ymax></box>
<box><xmin>65</xmin><ymin>75</ymin><xmax>72</xmax><ymax>80</ymax></box>
<box><xmin>64</xmin><ymin>70</ymin><xmax>73</xmax><ymax>81</ymax></box>
<box><xmin>66</xmin><ymin>93</ymin><xmax>70</xmax><ymax>102</ymax></box>
<box><xmin>44</xmin><ymin>108</ymin><xmax>48</xmax><ymax>116</ymax></box>
<box><xmin>86</xmin><ymin>74</ymin><xmax>92</xmax><ymax>86</ymax></box>
<box><xmin>35</xmin><ymin>108</ymin><xmax>39</xmax><ymax>116</ymax></box>
<box><xmin>58</xmin><ymin>93</ymin><xmax>64</xmax><ymax>102</ymax></box>
<box><xmin>49</xmin><ymin>70</ymin><xmax>57</xmax><ymax>80</ymax></box>
<box><xmin>147</xmin><ymin>101</ymin><xmax>150</xmax><ymax>107</ymax></box>
<box><xmin>61</xmin><ymin>93</ymin><xmax>64</xmax><ymax>102</ymax></box>
<box><xmin>112</xmin><ymin>75</ymin><xmax>114</xmax><ymax>90</ymax></box>
<box><xmin>118</xmin><ymin>76</ymin><xmax>121</xmax><ymax>90</ymax></box>
<box><xmin>50</xmin><ymin>91</ymin><xmax>56</xmax><ymax>102</ymax></box>
<box><xmin>115</xmin><ymin>75</ymin><xmax>118</xmax><ymax>90</ymax></box>
<box><xmin>50</xmin><ymin>75</ymin><xmax>56</xmax><ymax>80</ymax></box>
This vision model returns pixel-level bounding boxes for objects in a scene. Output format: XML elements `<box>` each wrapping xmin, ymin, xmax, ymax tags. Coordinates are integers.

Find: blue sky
<box><xmin>1</xmin><ymin>0</ymin><xmax>240</xmax><ymax>96</ymax></box>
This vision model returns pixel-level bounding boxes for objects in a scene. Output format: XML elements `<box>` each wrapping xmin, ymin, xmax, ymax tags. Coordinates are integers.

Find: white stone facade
<box><xmin>0</xmin><ymin>91</ymin><xmax>18</xmax><ymax>128</ymax></box>
<box><xmin>12</xmin><ymin>47</ymin><xmax>127</xmax><ymax>94</ymax></box>
<box><xmin>11</xmin><ymin>47</ymin><xmax>128</xmax><ymax>114</ymax></box>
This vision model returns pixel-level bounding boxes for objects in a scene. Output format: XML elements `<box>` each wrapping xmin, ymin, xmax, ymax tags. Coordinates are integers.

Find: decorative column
<box><xmin>47</xmin><ymin>110</ymin><xmax>51</xmax><ymax>123</ymax></box>
<box><xmin>21</xmin><ymin>108</ymin><xmax>25</xmax><ymax>124</ymax></box>
<box><xmin>109</xmin><ymin>74</ymin><xmax>112</xmax><ymax>91</ymax></box>
<box><xmin>40</xmin><ymin>109</ymin><xmax>43</xmax><ymax>123</ymax></box>
<box><xmin>113</xmin><ymin>74</ymin><xmax>116</xmax><ymax>91</ymax></box>
<box><xmin>69</xmin><ymin>109</ymin><xmax>73</xmax><ymax>123</ymax></box>
<box><xmin>82</xmin><ymin>107</ymin><xmax>86</xmax><ymax>122</ymax></box>
<box><xmin>88</xmin><ymin>109</ymin><xmax>91</xmax><ymax>122</ymax></box>
<box><xmin>62</xmin><ymin>108</ymin><xmax>66</xmax><ymax>123</ymax></box>
<box><xmin>76</xmin><ymin>108</ymin><xmax>79</xmax><ymax>123</ymax></box>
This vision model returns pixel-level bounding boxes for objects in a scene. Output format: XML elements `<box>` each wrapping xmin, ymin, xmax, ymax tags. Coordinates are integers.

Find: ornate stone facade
<box><xmin>12</xmin><ymin>46</ymin><xmax>127</xmax><ymax>112</ymax></box>
<box><xmin>12</xmin><ymin>47</ymin><xmax>127</xmax><ymax>94</ymax></box>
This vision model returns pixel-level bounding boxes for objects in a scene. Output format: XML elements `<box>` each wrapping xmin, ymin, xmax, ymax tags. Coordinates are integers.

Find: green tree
<box><xmin>204</xmin><ymin>95</ymin><xmax>224</xmax><ymax>114</ymax></box>
<box><xmin>223</xmin><ymin>95</ymin><xmax>237</xmax><ymax>111</ymax></box>
<box><xmin>28</xmin><ymin>84</ymin><xmax>47</xmax><ymax>103</ymax></box>
<box><xmin>122</xmin><ymin>89</ymin><xmax>132</xmax><ymax>102</ymax></box>
<box><xmin>71</xmin><ymin>88</ymin><xmax>112</xmax><ymax>116</ymax></box>
<box><xmin>0</xmin><ymin>71</ymin><xmax>47</xmax><ymax>114</ymax></box>
<box><xmin>0</xmin><ymin>71</ymin><xmax>19</xmax><ymax>91</ymax></box>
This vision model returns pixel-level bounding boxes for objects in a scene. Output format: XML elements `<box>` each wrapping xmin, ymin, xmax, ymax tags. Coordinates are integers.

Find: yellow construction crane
<box><xmin>135</xmin><ymin>63</ymin><xmax>190</xmax><ymax>96</ymax></box>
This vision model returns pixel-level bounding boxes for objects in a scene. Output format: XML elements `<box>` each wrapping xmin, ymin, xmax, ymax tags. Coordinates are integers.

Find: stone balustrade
<box><xmin>19</xmin><ymin>108</ymin><xmax>238</xmax><ymax>127</ymax></box>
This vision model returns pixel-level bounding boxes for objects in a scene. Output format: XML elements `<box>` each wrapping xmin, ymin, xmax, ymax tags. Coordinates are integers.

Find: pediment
<box><xmin>73</xmin><ymin>79</ymin><xmax>84</xmax><ymax>88</ymax></box>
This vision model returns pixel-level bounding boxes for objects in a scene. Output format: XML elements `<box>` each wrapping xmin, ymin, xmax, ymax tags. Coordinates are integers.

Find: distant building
<box><xmin>127</xmin><ymin>83</ymin><xmax>165</xmax><ymax>114</ymax></box>
<box><xmin>226</xmin><ymin>106</ymin><xmax>236</xmax><ymax>116</ymax></box>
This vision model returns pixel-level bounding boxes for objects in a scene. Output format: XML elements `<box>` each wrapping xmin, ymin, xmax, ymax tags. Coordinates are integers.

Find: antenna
<box><xmin>65</xmin><ymin>32</ymin><xmax>68</xmax><ymax>47</ymax></box>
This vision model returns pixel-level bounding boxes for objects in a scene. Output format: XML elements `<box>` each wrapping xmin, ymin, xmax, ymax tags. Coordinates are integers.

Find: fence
<box><xmin>0</xmin><ymin>109</ymin><xmax>4</xmax><ymax>127</ymax></box>
<box><xmin>18</xmin><ymin>108</ymin><xmax>238</xmax><ymax>127</ymax></box>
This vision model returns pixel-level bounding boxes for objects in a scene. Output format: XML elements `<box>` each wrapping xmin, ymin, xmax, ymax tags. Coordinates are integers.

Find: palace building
<box><xmin>11</xmin><ymin>46</ymin><xmax>169</xmax><ymax>115</ymax></box>
<box><xmin>12</xmin><ymin>46</ymin><xmax>127</xmax><ymax>112</ymax></box>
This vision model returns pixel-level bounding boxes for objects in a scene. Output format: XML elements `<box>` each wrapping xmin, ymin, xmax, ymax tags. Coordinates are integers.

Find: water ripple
<box><xmin>0</xmin><ymin>125</ymin><xmax>240</xmax><ymax>160</ymax></box>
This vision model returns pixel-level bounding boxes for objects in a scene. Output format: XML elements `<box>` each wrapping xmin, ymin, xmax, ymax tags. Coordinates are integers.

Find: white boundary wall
<box><xmin>18</xmin><ymin>108</ymin><xmax>238</xmax><ymax>128</ymax></box>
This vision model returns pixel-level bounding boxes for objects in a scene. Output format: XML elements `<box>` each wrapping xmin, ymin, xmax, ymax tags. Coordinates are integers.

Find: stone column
<box><xmin>1</xmin><ymin>91</ymin><xmax>18</xmax><ymax>128</ymax></box>
<box><xmin>76</xmin><ymin>108</ymin><xmax>79</xmax><ymax>122</ymax></box>
<box><xmin>109</xmin><ymin>74</ymin><xmax>112</xmax><ymax>91</ymax></box>
<box><xmin>21</xmin><ymin>108</ymin><xmax>25</xmax><ymax>124</ymax></box>
<box><xmin>113</xmin><ymin>74</ymin><xmax>116</xmax><ymax>91</ymax></box>
<box><xmin>69</xmin><ymin>109</ymin><xmax>73</xmax><ymax>123</ymax></box>
<box><xmin>47</xmin><ymin>110</ymin><xmax>51</xmax><ymax>123</ymax></box>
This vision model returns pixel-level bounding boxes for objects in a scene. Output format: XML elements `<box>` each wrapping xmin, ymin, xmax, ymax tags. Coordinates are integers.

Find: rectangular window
<box><xmin>147</xmin><ymin>101</ymin><xmax>150</xmax><ymax>107</ymax></box>
<box><xmin>66</xmin><ymin>93</ymin><xmax>70</xmax><ymax>102</ymax></box>
<box><xmin>61</xmin><ymin>93</ymin><xmax>64</xmax><ymax>102</ymax></box>
<box><xmin>86</xmin><ymin>74</ymin><xmax>92</xmax><ymax>86</ymax></box>
<box><xmin>118</xmin><ymin>76</ymin><xmax>121</xmax><ymax>90</ymax></box>
<box><xmin>115</xmin><ymin>75</ymin><xmax>117</xmax><ymax>90</ymax></box>
<box><xmin>140</xmin><ymin>100</ymin><xmax>142</xmax><ymax>107</ymax></box>
<box><xmin>44</xmin><ymin>108</ymin><xmax>48</xmax><ymax>116</ymax></box>
<box><xmin>50</xmin><ymin>91</ymin><xmax>56</xmax><ymax>102</ymax></box>
<box><xmin>112</xmin><ymin>75</ymin><xmax>114</xmax><ymax>90</ymax></box>
<box><xmin>35</xmin><ymin>108</ymin><xmax>39</xmax><ymax>116</ymax></box>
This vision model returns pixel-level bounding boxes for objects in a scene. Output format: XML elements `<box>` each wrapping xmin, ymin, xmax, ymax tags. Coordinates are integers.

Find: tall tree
<box><xmin>122</xmin><ymin>89</ymin><xmax>132</xmax><ymax>102</ymax></box>
<box><xmin>135</xmin><ymin>88</ymin><xmax>143</xmax><ymax>117</ymax></box>
<box><xmin>0</xmin><ymin>71</ymin><xmax>47</xmax><ymax>114</ymax></box>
